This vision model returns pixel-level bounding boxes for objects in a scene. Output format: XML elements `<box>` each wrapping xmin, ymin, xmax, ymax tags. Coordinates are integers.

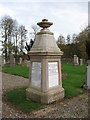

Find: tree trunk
<box><xmin>5</xmin><ymin>30</ymin><xmax>8</xmax><ymax>62</ymax></box>
<box><xmin>15</xmin><ymin>34</ymin><xmax>18</xmax><ymax>65</ymax></box>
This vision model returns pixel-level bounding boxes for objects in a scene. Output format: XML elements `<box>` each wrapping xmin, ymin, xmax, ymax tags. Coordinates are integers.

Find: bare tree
<box><xmin>66</xmin><ymin>34</ymin><xmax>71</xmax><ymax>44</ymax></box>
<box><xmin>18</xmin><ymin>25</ymin><xmax>27</xmax><ymax>53</ymax></box>
<box><xmin>72</xmin><ymin>34</ymin><xmax>77</xmax><ymax>43</ymax></box>
<box><xmin>0</xmin><ymin>15</ymin><xmax>16</xmax><ymax>62</ymax></box>
<box><xmin>57</xmin><ymin>35</ymin><xmax>65</xmax><ymax>45</ymax></box>
<box><xmin>30</xmin><ymin>24</ymin><xmax>39</xmax><ymax>41</ymax></box>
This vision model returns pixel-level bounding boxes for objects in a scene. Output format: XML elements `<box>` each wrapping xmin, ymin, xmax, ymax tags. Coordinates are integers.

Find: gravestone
<box><xmin>80</xmin><ymin>59</ymin><xmax>83</xmax><ymax>66</ymax></box>
<box><xmin>1</xmin><ymin>55</ymin><xmax>5</xmax><ymax>66</ymax></box>
<box><xmin>26</xmin><ymin>60</ymin><xmax>30</xmax><ymax>67</ymax></box>
<box><xmin>73</xmin><ymin>55</ymin><xmax>79</xmax><ymax>66</ymax></box>
<box><xmin>0</xmin><ymin>55</ymin><xmax>4</xmax><ymax>69</ymax></box>
<box><xmin>19</xmin><ymin>57</ymin><xmax>22</xmax><ymax>65</ymax></box>
<box><xmin>23</xmin><ymin>59</ymin><xmax>27</xmax><ymax>66</ymax></box>
<box><xmin>87</xmin><ymin>60</ymin><xmax>90</xmax><ymax>89</ymax></box>
<box><xmin>26</xmin><ymin>19</ymin><xmax>64</xmax><ymax>104</ymax></box>
<box><xmin>3</xmin><ymin>58</ymin><xmax>5</xmax><ymax>65</ymax></box>
<box><xmin>14</xmin><ymin>58</ymin><xmax>15</xmax><ymax>65</ymax></box>
<box><xmin>10</xmin><ymin>53</ymin><xmax>14</xmax><ymax>67</ymax></box>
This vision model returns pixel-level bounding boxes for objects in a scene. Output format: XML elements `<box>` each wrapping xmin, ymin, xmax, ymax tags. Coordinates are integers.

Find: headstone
<box><xmin>80</xmin><ymin>58</ymin><xmax>83</xmax><ymax>66</ymax></box>
<box><xmin>23</xmin><ymin>59</ymin><xmax>27</xmax><ymax>66</ymax></box>
<box><xmin>87</xmin><ymin>60</ymin><xmax>90</xmax><ymax>89</ymax></box>
<box><xmin>14</xmin><ymin>58</ymin><xmax>15</xmax><ymax>65</ymax></box>
<box><xmin>3</xmin><ymin>58</ymin><xmax>5</xmax><ymax>65</ymax></box>
<box><xmin>27</xmin><ymin>60</ymin><xmax>30</xmax><ymax>67</ymax></box>
<box><xmin>26</xmin><ymin>19</ymin><xmax>64</xmax><ymax>104</ymax></box>
<box><xmin>19</xmin><ymin>57</ymin><xmax>22</xmax><ymax>65</ymax></box>
<box><xmin>73</xmin><ymin>55</ymin><xmax>79</xmax><ymax>66</ymax></box>
<box><xmin>10</xmin><ymin>53</ymin><xmax>14</xmax><ymax>67</ymax></box>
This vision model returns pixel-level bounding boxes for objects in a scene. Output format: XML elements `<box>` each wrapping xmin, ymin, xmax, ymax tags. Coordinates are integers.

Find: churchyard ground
<box><xmin>1</xmin><ymin>63</ymin><xmax>88</xmax><ymax>118</ymax></box>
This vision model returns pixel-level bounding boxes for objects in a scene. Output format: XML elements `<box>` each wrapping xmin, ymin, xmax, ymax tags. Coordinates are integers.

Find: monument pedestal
<box><xmin>26</xmin><ymin>86</ymin><xmax>64</xmax><ymax>104</ymax></box>
<box><xmin>26</xmin><ymin>54</ymin><xmax>64</xmax><ymax>104</ymax></box>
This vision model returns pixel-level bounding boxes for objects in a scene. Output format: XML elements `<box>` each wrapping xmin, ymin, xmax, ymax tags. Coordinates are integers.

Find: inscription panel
<box><xmin>48</xmin><ymin>62</ymin><xmax>59</xmax><ymax>88</ymax></box>
<box><xmin>31</xmin><ymin>62</ymin><xmax>41</xmax><ymax>88</ymax></box>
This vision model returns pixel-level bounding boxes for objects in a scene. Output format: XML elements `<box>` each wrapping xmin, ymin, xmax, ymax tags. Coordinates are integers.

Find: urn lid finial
<box><xmin>37</xmin><ymin>19</ymin><xmax>53</xmax><ymax>29</ymax></box>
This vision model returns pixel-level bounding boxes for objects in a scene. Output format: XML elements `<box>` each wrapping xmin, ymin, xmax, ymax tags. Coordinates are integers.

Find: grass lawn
<box><xmin>7</xmin><ymin>87</ymin><xmax>41</xmax><ymax>112</ymax></box>
<box><xmin>4</xmin><ymin>63</ymin><xmax>86</xmax><ymax>112</ymax></box>
<box><xmin>2</xmin><ymin>64</ymin><xmax>29</xmax><ymax>78</ymax></box>
<box><xmin>62</xmin><ymin>63</ymin><xmax>86</xmax><ymax>98</ymax></box>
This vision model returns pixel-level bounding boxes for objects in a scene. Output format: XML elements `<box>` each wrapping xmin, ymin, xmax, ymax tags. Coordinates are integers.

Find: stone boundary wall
<box><xmin>61</xmin><ymin>58</ymin><xmax>73</xmax><ymax>63</ymax></box>
<box><xmin>61</xmin><ymin>58</ymin><xmax>86</xmax><ymax>64</ymax></box>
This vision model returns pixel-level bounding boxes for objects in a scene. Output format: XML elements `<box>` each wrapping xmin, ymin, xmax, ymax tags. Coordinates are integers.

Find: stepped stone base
<box><xmin>26</xmin><ymin>86</ymin><xmax>64</xmax><ymax>104</ymax></box>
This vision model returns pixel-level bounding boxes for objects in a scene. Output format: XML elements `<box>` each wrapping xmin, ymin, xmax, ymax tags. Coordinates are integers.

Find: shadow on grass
<box><xmin>6</xmin><ymin>87</ymin><xmax>41</xmax><ymax>113</ymax></box>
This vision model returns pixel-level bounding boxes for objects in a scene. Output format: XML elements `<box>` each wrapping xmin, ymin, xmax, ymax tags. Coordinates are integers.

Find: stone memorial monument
<box><xmin>26</xmin><ymin>19</ymin><xmax>64</xmax><ymax>104</ymax></box>
<box><xmin>73</xmin><ymin>55</ymin><xmax>79</xmax><ymax>66</ymax></box>
<box><xmin>87</xmin><ymin>60</ymin><xmax>90</xmax><ymax>89</ymax></box>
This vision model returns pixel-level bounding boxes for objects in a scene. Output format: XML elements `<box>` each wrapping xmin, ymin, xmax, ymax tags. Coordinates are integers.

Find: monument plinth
<box><xmin>26</xmin><ymin>19</ymin><xmax>64</xmax><ymax>104</ymax></box>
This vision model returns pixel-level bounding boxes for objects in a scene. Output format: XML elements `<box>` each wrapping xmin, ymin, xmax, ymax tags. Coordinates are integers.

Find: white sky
<box><xmin>0</xmin><ymin>0</ymin><xmax>88</xmax><ymax>38</ymax></box>
<box><xmin>0</xmin><ymin>0</ymin><xmax>89</xmax><ymax>54</ymax></box>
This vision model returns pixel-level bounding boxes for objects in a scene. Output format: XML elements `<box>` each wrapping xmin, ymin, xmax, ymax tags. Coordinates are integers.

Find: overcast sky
<box><xmin>0</xmin><ymin>0</ymin><xmax>88</xmax><ymax>42</ymax></box>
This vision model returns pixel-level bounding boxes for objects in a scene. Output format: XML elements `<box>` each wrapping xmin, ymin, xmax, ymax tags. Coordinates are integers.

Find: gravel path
<box><xmin>2</xmin><ymin>73</ymin><xmax>29</xmax><ymax>93</ymax></box>
<box><xmin>2</xmin><ymin>73</ymin><xmax>88</xmax><ymax>118</ymax></box>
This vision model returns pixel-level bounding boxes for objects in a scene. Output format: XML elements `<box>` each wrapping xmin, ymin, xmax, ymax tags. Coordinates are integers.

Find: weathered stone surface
<box><xmin>19</xmin><ymin>57</ymin><xmax>22</xmax><ymax>65</ymax></box>
<box><xmin>0</xmin><ymin>55</ymin><xmax>5</xmax><ymax>69</ymax></box>
<box><xmin>29</xmin><ymin>19</ymin><xmax>63</xmax><ymax>55</ymax></box>
<box><xmin>30</xmin><ymin>34</ymin><xmax>62</xmax><ymax>53</ymax></box>
<box><xmin>73</xmin><ymin>55</ymin><xmax>79</xmax><ymax>66</ymax></box>
<box><xmin>26</xmin><ymin>87</ymin><xmax>64</xmax><ymax>104</ymax></box>
<box><xmin>10</xmin><ymin>53</ymin><xmax>15</xmax><ymax>67</ymax></box>
<box><xmin>87</xmin><ymin>60</ymin><xmax>90</xmax><ymax>89</ymax></box>
<box><xmin>80</xmin><ymin>58</ymin><xmax>83</xmax><ymax>66</ymax></box>
<box><xmin>26</xmin><ymin>60</ymin><xmax>30</xmax><ymax>67</ymax></box>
